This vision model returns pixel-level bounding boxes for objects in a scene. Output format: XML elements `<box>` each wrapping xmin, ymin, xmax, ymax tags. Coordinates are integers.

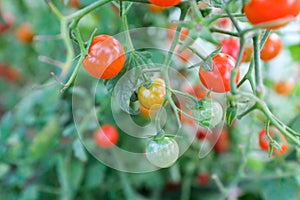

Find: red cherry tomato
<box><xmin>244</xmin><ymin>0</ymin><xmax>300</xmax><ymax>29</ymax></box>
<box><xmin>196</xmin><ymin>128</ymin><xmax>208</xmax><ymax>140</ymax></box>
<box><xmin>212</xmin><ymin>129</ymin><xmax>229</xmax><ymax>153</ymax></box>
<box><xmin>82</xmin><ymin>35</ymin><xmax>125</xmax><ymax>79</ymax></box>
<box><xmin>149</xmin><ymin>0</ymin><xmax>181</xmax><ymax>8</ymax></box>
<box><xmin>198</xmin><ymin>53</ymin><xmax>240</xmax><ymax>93</ymax></box>
<box><xmin>196</xmin><ymin>172</ymin><xmax>210</xmax><ymax>186</ymax></box>
<box><xmin>14</xmin><ymin>23</ymin><xmax>34</xmax><ymax>44</ymax></box>
<box><xmin>260</xmin><ymin>33</ymin><xmax>282</xmax><ymax>61</ymax></box>
<box><xmin>94</xmin><ymin>125</ymin><xmax>118</xmax><ymax>148</ymax></box>
<box><xmin>258</xmin><ymin>127</ymin><xmax>288</xmax><ymax>156</ymax></box>
<box><xmin>217</xmin><ymin>38</ymin><xmax>247</xmax><ymax>62</ymax></box>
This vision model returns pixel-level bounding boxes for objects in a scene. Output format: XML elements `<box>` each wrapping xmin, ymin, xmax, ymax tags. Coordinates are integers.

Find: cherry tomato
<box><xmin>138</xmin><ymin>78</ymin><xmax>166</xmax><ymax>110</ymax></box>
<box><xmin>196</xmin><ymin>128</ymin><xmax>209</xmax><ymax>140</ymax></box>
<box><xmin>147</xmin><ymin>4</ymin><xmax>164</xmax><ymax>13</ymax></box>
<box><xmin>82</xmin><ymin>35</ymin><xmax>125</xmax><ymax>79</ymax></box>
<box><xmin>260</xmin><ymin>33</ymin><xmax>282</xmax><ymax>61</ymax></box>
<box><xmin>217</xmin><ymin>38</ymin><xmax>247</xmax><ymax>62</ymax></box>
<box><xmin>273</xmin><ymin>80</ymin><xmax>294</xmax><ymax>96</ymax></box>
<box><xmin>199</xmin><ymin>53</ymin><xmax>240</xmax><ymax>93</ymax></box>
<box><xmin>14</xmin><ymin>23</ymin><xmax>34</xmax><ymax>44</ymax></box>
<box><xmin>196</xmin><ymin>172</ymin><xmax>210</xmax><ymax>186</ymax></box>
<box><xmin>94</xmin><ymin>124</ymin><xmax>118</xmax><ymax>148</ymax></box>
<box><xmin>146</xmin><ymin>136</ymin><xmax>179</xmax><ymax>168</ymax></box>
<box><xmin>0</xmin><ymin>63</ymin><xmax>20</xmax><ymax>82</ymax></box>
<box><xmin>217</xmin><ymin>18</ymin><xmax>231</xmax><ymax>29</ymax></box>
<box><xmin>258</xmin><ymin>127</ymin><xmax>288</xmax><ymax>156</ymax></box>
<box><xmin>149</xmin><ymin>0</ymin><xmax>181</xmax><ymax>8</ymax></box>
<box><xmin>244</xmin><ymin>0</ymin><xmax>300</xmax><ymax>29</ymax></box>
<box><xmin>212</xmin><ymin>129</ymin><xmax>229</xmax><ymax>153</ymax></box>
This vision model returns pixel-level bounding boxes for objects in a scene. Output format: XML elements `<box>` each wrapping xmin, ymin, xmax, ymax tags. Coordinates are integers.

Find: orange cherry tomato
<box><xmin>14</xmin><ymin>23</ymin><xmax>34</xmax><ymax>44</ymax></box>
<box><xmin>149</xmin><ymin>0</ymin><xmax>181</xmax><ymax>8</ymax></box>
<box><xmin>260</xmin><ymin>33</ymin><xmax>282</xmax><ymax>61</ymax></box>
<box><xmin>273</xmin><ymin>81</ymin><xmax>294</xmax><ymax>96</ymax></box>
<box><xmin>244</xmin><ymin>0</ymin><xmax>300</xmax><ymax>29</ymax></box>
<box><xmin>82</xmin><ymin>35</ymin><xmax>125</xmax><ymax>79</ymax></box>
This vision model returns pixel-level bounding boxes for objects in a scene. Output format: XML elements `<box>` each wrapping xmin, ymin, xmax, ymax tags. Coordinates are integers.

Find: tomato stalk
<box><xmin>253</xmin><ymin>34</ymin><xmax>264</xmax><ymax>97</ymax></box>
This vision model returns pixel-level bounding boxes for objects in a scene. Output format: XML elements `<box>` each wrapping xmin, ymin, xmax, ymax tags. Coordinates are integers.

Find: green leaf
<box><xmin>225</xmin><ymin>104</ymin><xmax>238</xmax><ymax>125</ymax></box>
<box><xmin>20</xmin><ymin>185</ymin><xmax>38</xmax><ymax>200</ymax></box>
<box><xmin>199</xmin><ymin>27</ymin><xmax>219</xmax><ymax>45</ymax></box>
<box><xmin>0</xmin><ymin>163</ymin><xmax>9</xmax><ymax>178</ymax></box>
<box><xmin>28</xmin><ymin>118</ymin><xmax>60</xmax><ymax>161</ymax></box>
<box><xmin>84</xmin><ymin>164</ymin><xmax>106</xmax><ymax>189</ymax></box>
<box><xmin>72</xmin><ymin>139</ymin><xmax>88</xmax><ymax>162</ymax></box>
<box><xmin>288</xmin><ymin>44</ymin><xmax>300</xmax><ymax>62</ymax></box>
<box><xmin>262</xmin><ymin>178</ymin><xmax>298</xmax><ymax>200</ymax></box>
<box><xmin>112</xmin><ymin>67</ymin><xmax>143</xmax><ymax>114</ymax></box>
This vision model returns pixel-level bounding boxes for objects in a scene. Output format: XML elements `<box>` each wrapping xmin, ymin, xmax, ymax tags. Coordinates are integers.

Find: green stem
<box><xmin>122</xmin><ymin>14</ymin><xmax>134</xmax><ymax>51</ymax></box>
<box><xmin>209</xmin><ymin>27</ymin><xmax>239</xmax><ymax>37</ymax></box>
<box><xmin>253</xmin><ymin>34</ymin><xmax>263</xmax><ymax>97</ymax></box>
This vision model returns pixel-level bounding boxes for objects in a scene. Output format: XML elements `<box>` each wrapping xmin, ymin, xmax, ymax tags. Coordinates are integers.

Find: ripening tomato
<box><xmin>273</xmin><ymin>80</ymin><xmax>294</xmax><ymax>96</ymax></box>
<box><xmin>199</xmin><ymin>53</ymin><xmax>240</xmax><ymax>93</ymax></box>
<box><xmin>244</xmin><ymin>0</ymin><xmax>300</xmax><ymax>29</ymax></box>
<box><xmin>258</xmin><ymin>127</ymin><xmax>288</xmax><ymax>156</ymax></box>
<box><xmin>146</xmin><ymin>136</ymin><xmax>179</xmax><ymax>168</ymax></box>
<box><xmin>149</xmin><ymin>0</ymin><xmax>181</xmax><ymax>8</ymax></box>
<box><xmin>0</xmin><ymin>63</ymin><xmax>20</xmax><ymax>82</ymax></box>
<box><xmin>61</xmin><ymin>0</ymin><xmax>80</xmax><ymax>8</ymax></box>
<box><xmin>14</xmin><ymin>23</ymin><xmax>34</xmax><ymax>44</ymax></box>
<box><xmin>139</xmin><ymin>103</ymin><xmax>158</xmax><ymax>118</ymax></box>
<box><xmin>260</xmin><ymin>33</ymin><xmax>282</xmax><ymax>61</ymax></box>
<box><xmin>82</xmin><ymin>35</ymin><xmax>125</xmax><ymax>79</ymax></box>
<box><xmin>147</xmin><ymin>4</ymin><xmax>164</xmax><ymax>13</ymax></box>
<box><xmin>94</xmin><ymin>125</ymin><xmax>118</xmax><ymax>148</ymax></box>
<box><xmin>217</xmin><ymin>38</ymin><xmax>247</xmax><ymax>62</ymax></box>
<box><xmin>213</xmin><ymin>129</ymin><xmax>229</xmax><ymax>153</ymax></box>
<box><xmin>138</xmin><ymin>78</ymin><xmax>166</xmax><ymax>110</ymax></box>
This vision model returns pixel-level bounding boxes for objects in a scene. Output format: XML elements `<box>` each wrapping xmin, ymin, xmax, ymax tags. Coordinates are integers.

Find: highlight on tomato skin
<box><xmin>243</xmin><ymin>0</ymin><xmax>300</xmax><ymax>29</ymax></box>
<box><xmin>260</xmin><ymin>33</ymin><xmax>283</xmax><ymax>61</ymax></box>
<box><xmin>82</xmin><ymin>34</ymin><xmax>125</xmax><ymax>79</ymax></box>
<box><xmin>148</xmin><ymin>0</ymin><xmax>181</xmax><ymax>8</ymax></box>
<box><xmin>93</xmin><ymin>125</ymin><xmax>119</xmax><ymax>149</ymax></box>
<box><xmin>198</xmin><ymin>53</ymin><xmax>240</xmax><ymax>93</ymax></box>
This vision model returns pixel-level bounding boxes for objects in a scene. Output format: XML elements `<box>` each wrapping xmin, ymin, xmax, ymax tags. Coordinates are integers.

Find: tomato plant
<box><xmin>138</xmin><ymin>78</ymin><xmax>166</xmax><ymax>110</ymax></box>
<box><xmin>198</xmin><ymin>53</ymin><xmax>239</xmax><ymax>93</ymax></box>
<box><xmin>145</xmin><ymin>136</ymin><xmax>179</xmax><ymax>168</ymax></box>
<box><xmin>196</xmin><ymin>172</ymin><xmax>210</xmax><ymax>186</ymax></box>
<box><xmin>14</xmin><ymin>23</ymin><xmax>34</xmax><ymax>44</ymax></box>
<box><xmin>0</xmin><ymin>11</ymin><xmax>14</xmax><ymax>33</ymax></box>
<box><xmin>181</xmin><ymin>83</ymin><xmax>210</xmax><ymax>100</ymax></box>
<box><xmin>149</xmin><ymin>0</ymin><xmax>181</xmax><ymax>8</ymax></box>
<box><xmin>82</xmin><ymin>34</ymin><xmax>125</xmax><ymax>79</ymax></box>
<box><xmin>258</xmin><ymin>127</ymin><xmax>288</xmax><ymax>156</ymax></box>
<box><xmin>93</xmin><ymin>124</ymin><xmax>119</xmax><ymax>148</ymax></box>
<box><xmin>244</xmin><ymin>0</ymin><xmax>300</xmax><ymax>29</ymax></box>
<box><xmin>260</xmin><ymin>33</ymin><xmax>283</xmax><ymax>61</ymax></box>
<box><xmin>217</xmin><ymin>38</ymin><xmax>246</xmax><ymax>62</ymax></box>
